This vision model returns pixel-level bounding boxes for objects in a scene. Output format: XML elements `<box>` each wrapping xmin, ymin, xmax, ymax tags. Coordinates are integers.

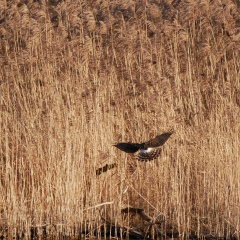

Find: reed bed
<box><xmin>0</xmin><ymin>0</ymin><xmax>240</xmax><ymax>238</ymax></box>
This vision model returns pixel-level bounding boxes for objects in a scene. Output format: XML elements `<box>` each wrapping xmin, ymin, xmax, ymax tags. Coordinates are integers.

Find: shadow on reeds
<box><xmin>96</xmin><ymin>163</ymin><xmax>118</xmax><ymax>176</ymax></box>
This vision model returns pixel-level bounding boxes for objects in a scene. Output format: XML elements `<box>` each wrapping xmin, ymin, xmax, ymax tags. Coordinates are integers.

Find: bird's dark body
<box><xmin>113</xmin><ymin>132</ymin><xmax>173</xmax><ymax>161</ymax></box>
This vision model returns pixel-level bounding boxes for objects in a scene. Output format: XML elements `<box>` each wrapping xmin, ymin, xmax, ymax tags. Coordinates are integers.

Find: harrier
<box><xmin>113</xmin><ymin>132</ymin><xmax>173</xmax><ymax>162</ymax></box>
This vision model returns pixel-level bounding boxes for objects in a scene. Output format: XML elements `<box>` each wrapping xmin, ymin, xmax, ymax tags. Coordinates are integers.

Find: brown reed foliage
<box><xmin>0</xmin><ymin>0</ymin><xmax>240</xmax><ymax>238</ymax></box>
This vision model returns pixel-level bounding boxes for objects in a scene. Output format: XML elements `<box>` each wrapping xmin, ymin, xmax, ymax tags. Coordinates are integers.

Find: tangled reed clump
<box><xmin>0</xmin><ymin>0</ymin><xmax>240</xmax><ymax>239</ymax></box>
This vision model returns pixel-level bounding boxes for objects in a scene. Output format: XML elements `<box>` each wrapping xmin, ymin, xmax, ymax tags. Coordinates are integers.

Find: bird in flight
<box><xmin>113</xmin><ymin>132</ymin><xmax>173</xmax><ymax>162</ymax></box>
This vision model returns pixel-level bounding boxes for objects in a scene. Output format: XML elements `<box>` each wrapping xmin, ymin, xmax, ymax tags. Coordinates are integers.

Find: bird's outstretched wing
<box><xmin>113</xmin><ymin>142</ymin><xmax>142</xmax><ymax>153</ymax></box>
<box><xmin>136</xmin><ymin>148</ymin><xmax>162</xmax><ymax>162</ymax></box>
<box><xmin>144</xmin><ymin>132</ymin><xmax>173</xmax><ymax>148</ymax></box>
